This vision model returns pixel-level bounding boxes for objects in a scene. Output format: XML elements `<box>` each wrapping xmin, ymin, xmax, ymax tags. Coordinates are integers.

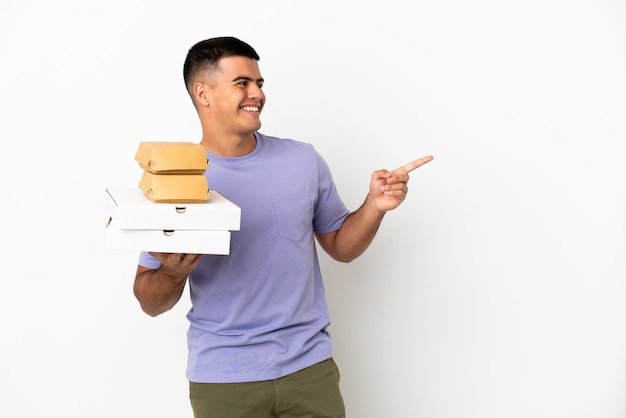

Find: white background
<box><xmin>1</xmin><ymin>1</ymin><xmax>624</xmax><ymax>417</ymax></box>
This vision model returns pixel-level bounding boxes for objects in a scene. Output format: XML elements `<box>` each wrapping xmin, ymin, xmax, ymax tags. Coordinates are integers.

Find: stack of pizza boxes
<box><xmin>104</xmin><ymin>142</ymin><xmax>241</xmax><ymax>254</ymax></box>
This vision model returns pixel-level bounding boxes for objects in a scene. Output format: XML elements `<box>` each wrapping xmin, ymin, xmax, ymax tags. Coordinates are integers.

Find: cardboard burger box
<box><xmin>138</xmin><ymin>171</ymin><xmax>210</xmax><ymax>203</ymax></box>
<box><xmin>104</xmin><ymin>188</ymin><xmax>241</xmax><ymax>255</ymax></box>
<box><xmin>135</xmin><ymin>141</ymin><xmax>209</xmax><ymax>174</ymax></box>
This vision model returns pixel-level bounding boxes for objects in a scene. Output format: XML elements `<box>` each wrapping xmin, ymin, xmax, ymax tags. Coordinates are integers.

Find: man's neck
<box><xmin>201</xmin><ymin>132</ymin><xmax>257</xmax><ymax>157</ymax></box>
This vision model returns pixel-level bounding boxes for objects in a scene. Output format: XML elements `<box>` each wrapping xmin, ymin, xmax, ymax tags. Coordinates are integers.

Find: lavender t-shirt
<box><xmin>138</xmin><ymin>132</ymin><xmax>350</xmax><ymax>383</ymax></box>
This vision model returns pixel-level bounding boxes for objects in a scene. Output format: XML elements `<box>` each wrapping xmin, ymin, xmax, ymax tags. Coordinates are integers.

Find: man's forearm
<box><xmin>331</xmin><ymin>194</ymin><xmax>385</xmax><ymax>262</ymax></box>
<box><xmin>134</xmin><ymin>268</ymin><xmax>188</xmax><ymax>317</ymax></box>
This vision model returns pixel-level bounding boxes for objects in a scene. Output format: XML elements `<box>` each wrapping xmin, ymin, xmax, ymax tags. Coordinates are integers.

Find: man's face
<box><xmin>204</xmin><ymin>56</ymin><xmax>266</xmax><ymax>136</ymax></box>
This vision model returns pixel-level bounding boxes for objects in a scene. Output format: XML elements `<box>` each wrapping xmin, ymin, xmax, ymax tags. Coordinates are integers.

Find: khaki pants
<box><xmin>189</xmin><ymin>358</ymin><xmax>346</xmax><ymax>418</ymax></box>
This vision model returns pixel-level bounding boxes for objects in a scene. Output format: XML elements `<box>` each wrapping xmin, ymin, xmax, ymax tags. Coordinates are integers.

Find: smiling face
<box><xmin>195</xmin><ymin>56</ymin><xmax>266</xmax><ymax>141</ymax></box>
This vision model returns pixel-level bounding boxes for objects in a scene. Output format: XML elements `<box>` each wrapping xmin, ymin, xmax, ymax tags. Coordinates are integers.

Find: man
<box><xmin>134</xmin><ymin>36</ymin><xmax>433</xmax><ymax>417</ymax></box>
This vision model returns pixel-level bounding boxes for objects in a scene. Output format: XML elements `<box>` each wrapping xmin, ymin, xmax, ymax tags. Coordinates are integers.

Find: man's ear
<box><xmin>193</xmin><ymin>82</ymin><xmax>210</xmax><ymax>107</ymax></box>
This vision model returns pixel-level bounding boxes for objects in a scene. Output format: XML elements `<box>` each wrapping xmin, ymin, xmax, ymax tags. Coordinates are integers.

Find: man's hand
<box><xmin>148</xmin><ymin>252</ymin><xmax>205</xmax><ymax>279</ymax></box>
<box><xmin>134</xmin><ymin>253</ymin><xmax>205</xmax><ymax>317</ymax></box>
<box><xmin>369</xmin><ymin>155</ymin><xmax>434</xmax><ymax>212</ymax></box>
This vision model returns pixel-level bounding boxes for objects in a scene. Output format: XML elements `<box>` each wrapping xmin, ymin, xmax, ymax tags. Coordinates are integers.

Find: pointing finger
<box><xmin>394</xmin><ymin>155</ymin><xmax>434</xmax><ymax>174</ymax></box>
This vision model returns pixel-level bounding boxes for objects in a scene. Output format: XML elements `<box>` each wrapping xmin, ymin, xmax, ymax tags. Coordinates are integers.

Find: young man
<box><xmin>133</xmin><ymin>36</ymin><xmax>433</xmax><ymax>417</ymax></box>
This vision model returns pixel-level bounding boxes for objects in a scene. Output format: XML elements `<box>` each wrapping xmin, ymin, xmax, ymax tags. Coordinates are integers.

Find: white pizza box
<box><xmin>105</xmin><ymin>218</ymin><xmax>232</xmax><ymax>254</ymax></box>
<box><xmin>105</xmin><ymin>188</ymin><xmax>240</xmax><ymax>231</ymax></box>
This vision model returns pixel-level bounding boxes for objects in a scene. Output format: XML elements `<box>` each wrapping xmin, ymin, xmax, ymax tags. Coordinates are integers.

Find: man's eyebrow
<box><xmin>232</xmin><ymin>76</ymin><xmax>264</xmax><ymax>83</ymax></box>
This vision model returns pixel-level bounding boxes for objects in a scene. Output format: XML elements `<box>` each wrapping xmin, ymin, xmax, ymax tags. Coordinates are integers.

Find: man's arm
<box><xmin>316</xmin><ymin>155</ymin><xmax>433</xmax><ymax>263</ymax></box>
<box><xmin>133</xmin><ymin>253</ymin><xmax>204</xmax><ymax>317</ymax></box>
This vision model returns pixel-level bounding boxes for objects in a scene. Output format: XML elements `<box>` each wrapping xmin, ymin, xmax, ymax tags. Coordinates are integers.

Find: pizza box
<box><xmin>105</xmin><ymin>188</ymin><xmax>240</xmax><ymax>231</ymax></box>
<box><xmin>105</xmin><ymin>218</ymin><xmax>232</xmax><ymax>254</ymax></box>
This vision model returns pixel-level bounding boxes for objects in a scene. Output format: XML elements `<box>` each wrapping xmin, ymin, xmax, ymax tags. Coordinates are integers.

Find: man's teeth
<box><xmin>241</xmin><ymin>106</ymin><xmax>259</xmax><ymax>111</ymax></box>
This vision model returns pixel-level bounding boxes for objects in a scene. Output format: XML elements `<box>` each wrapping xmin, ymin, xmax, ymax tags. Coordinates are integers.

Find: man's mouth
<box><xmin>241</xmin><ymin>106</ymin><xmax>259</xmax><ymax>112</ymax></box>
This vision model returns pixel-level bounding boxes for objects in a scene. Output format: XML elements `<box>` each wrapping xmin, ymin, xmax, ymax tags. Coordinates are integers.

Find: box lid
<box><xmin>105</xmin><ymin>188</ymin><xmax>241</xmax><ymax>230</ymax></box>
<box><xmin>134</xmin><ymin>141</ymin><xmax>209</xmax><ymax>174</ymax></box>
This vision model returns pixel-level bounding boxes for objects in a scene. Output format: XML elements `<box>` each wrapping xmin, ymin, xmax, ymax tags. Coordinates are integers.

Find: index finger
<box><xmin>394</xmin><ymin>155</ymin><xmax>434</xmax><ymax>174</ymax></box>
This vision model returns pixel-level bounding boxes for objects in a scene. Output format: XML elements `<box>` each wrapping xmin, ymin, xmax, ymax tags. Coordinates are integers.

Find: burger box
<box><xmin>135</xmin><ymin>141</ymin><xmax>209</xmax><ymax>174</ymax></box>
<box><xmin>104</xmin><ymin>188</ymin><xmax>241</xmax><ymax>254</ymax></box>
<box><xmin>138</xmin><ymin>171</ymin><xmax>210</xmax><ymax>203</ymax></box>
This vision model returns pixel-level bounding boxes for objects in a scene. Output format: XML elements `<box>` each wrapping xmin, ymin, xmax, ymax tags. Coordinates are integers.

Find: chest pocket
<box><xmin>273</xmin><ymin>192</ymin><xmax>314</xmax><ymax>241</ymax></box>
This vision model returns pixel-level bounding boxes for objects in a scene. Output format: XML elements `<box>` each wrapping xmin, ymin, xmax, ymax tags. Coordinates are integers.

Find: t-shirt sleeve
<box><xmin>138</xmin><ymin>251</ymin><xmax>162</xmax><ymax>269</ymax></box>
<box><xmin>312</xmin><ymin>150</ymin><xmax>350</xmax><ymax>233</ymax></box>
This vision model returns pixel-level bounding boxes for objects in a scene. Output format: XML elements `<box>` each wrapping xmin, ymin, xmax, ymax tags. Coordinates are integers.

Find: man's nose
<box><xmin>248</xmin><ymin>84</ymin><xmax>264</xmax><ymax>99</ymax></box>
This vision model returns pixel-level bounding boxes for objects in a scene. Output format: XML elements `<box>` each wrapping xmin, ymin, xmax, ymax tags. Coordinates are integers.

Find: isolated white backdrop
<box><xmin>1</xmin><ymin>1</ymin><xmax>624</xmax><ymax>417</ymax></box>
